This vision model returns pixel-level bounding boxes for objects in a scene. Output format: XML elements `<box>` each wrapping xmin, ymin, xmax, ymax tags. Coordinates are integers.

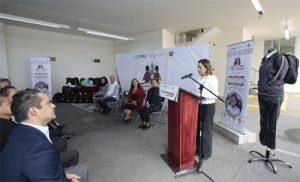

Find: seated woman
<box><xmin>123</xmin><ymin>79</ymin><xmax>145</xmax><ymax>125</ymax></box>
<box><xmin>93</xmin><ymin>76</ymin><xmax>108</xmax><ymax>111</ymax></box>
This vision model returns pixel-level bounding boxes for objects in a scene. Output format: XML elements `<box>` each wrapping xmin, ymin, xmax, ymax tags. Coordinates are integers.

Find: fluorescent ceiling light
<box><xmin>78</xmin><ymin>27</ymin><xmax>134</xmax><ymax>41</ymax></box>
<box><xmin>251</xmin><ymin>0</ymin><xmax>264</xmax><ymax>15</ymax></box>
<box><xmin>0</xmin><ymin>13</ymin><xmax>70</xmax><ymax>29</ymax></box>
<box><xmin>284</xmin><ymin>18</ymin><xmax>289</xmax><ymax>40</ymax></box>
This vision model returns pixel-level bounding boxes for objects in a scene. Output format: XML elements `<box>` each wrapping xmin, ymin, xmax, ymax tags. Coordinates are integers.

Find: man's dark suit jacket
<box><xmin>0</xmin><ymin>118</ymin><xmax>17</xmax><ymax>153</ymax></box>
<box><xmin>0</xmin><ymin>124</ymin><xmax>70</xmax><ymax>181</ymax></box>
<box><xmin>146</xmin><ymin>87</ymin><xmax>162</xmax><ymax>112</ymax></box>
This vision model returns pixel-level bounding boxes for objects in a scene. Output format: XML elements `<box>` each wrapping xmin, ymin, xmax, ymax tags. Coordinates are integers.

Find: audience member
<box><xmin>1</xmin><ymin>90</ymin><xmax>89</xmax><ymax>181</ymax></box>
<box><xmin>123</xmin><ymin>79</ymin><xmax>145</xmax><ymax>125</ymax></box>
<box><xmin>97</xmin><ymin>75</ymin><xmax>120</xmax><ymax>115</ymax></box>
<box><xmin>0</xmin><ymin>79</ymin><xmax>9</xmax><ymax>89</ymax></box>
<box><xmin>0</xmin><ymin>87</ymin><xmax>79</xmax><ymax>167</ymax></box>
<box><xmin>0</xmin><ymin>95</ymin><xmax>17</xmax><ymax>153</ymax></box>
<box><xmin>138</xmin><ymin>79</ymin><xmax>162</xmax><ymax>130</ymax></box>
<box><xmin>93</xmin><ymin>76</ymin><xmax>108</xmax><ymax>111</ymax></box>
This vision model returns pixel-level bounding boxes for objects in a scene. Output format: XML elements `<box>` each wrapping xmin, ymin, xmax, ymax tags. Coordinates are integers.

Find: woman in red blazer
<box><xmin>123</xmin><ymin>79</ymin><xmax>145</xmax><ymax>125</ymax></box>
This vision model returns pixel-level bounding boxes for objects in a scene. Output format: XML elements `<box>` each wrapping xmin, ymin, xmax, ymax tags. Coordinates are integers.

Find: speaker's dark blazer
<box><xmin>0</xmin><ymin>124</ymin><xmax>70</xmax><ymax>181</ymax></box>
<box><xmin>145</xmin><ymin>87</ymin><xmax>162</xmax><ymax>112</ymax></box>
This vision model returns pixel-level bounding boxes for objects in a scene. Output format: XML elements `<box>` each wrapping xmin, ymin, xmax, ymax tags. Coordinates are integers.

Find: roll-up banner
<box><xmin>220</xmin><ymin>40</ymin><xmax>254</xmax><ymax>134</ymax></box>
<box><xmin>30</xmin><ymin>58</ymin><xmax>52</xmax><ymax>100</ymax></box>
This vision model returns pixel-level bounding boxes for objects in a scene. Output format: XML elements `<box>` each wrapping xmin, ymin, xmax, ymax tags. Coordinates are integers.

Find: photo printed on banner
<box><xmin>220</xmin><ymin>40</ymin><xmax>254</xmax><ymax>134</ymax></box>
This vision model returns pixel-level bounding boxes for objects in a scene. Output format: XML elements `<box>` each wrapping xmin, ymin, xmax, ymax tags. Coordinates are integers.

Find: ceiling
<box><xmin>1</xmin><ymin>0</ymin><xmax>299</xmax><ymax>41</ymax></box>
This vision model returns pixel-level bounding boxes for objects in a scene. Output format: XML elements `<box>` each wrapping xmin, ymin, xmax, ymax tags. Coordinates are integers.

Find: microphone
<box><xmin>181</xmin><ymin>73</ymin><xmax>193</xmax><ymax>79</ymax></box>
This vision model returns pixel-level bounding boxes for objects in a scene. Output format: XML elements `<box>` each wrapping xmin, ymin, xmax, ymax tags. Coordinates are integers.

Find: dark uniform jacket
<box><xmin>258</xmin><ymin>49</ymin><xmax>288</xmax><ymax>96</ymax></box>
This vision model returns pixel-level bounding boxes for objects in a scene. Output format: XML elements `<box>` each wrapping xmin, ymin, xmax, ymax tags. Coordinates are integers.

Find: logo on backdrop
<box><xmin>134</xmin><ymin>54</ymin><xmax>147</xmax><ymax>59</ymax></box>
<box><xmin>149</xmin><ymin>53</ymin><xmax>165</xmax><ymax>58</ymax></box>
<box><xmin>168</xmin><ymin>51</ymin><xmax>174</xmax><ymax>56</ymax></box>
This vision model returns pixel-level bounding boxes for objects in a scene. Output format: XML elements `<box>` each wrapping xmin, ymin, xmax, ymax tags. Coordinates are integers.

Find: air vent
<box><xmin>175</xmin><ymin>29</ymin><xmax>203</xmax><ymax>43</ymax></box>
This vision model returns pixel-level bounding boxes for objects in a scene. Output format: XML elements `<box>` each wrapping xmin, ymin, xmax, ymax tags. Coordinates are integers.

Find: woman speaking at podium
<box><xmin>192</xmin><ymin>59</ymin><xmax>218</xmax><ymax>160</ymax></box>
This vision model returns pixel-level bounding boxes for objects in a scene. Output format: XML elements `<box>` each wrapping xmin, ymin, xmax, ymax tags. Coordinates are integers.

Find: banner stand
<box><xmin>213</xmin><ymin>121</ymin><xmax>256</xmax><ymax>145</ymax></box>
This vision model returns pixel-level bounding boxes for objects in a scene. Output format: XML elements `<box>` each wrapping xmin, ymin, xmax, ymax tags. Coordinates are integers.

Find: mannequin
<box><xmin>248</xmin><ymin>48</ymin><xmax>291</xmax><ymax>173</ymax></box>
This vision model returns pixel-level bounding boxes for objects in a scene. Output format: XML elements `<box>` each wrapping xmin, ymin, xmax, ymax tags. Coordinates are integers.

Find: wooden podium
<box><xmin>161</xmin><ymin>87</ymin><xmax>199</xmax><ymax>176</ymax></box>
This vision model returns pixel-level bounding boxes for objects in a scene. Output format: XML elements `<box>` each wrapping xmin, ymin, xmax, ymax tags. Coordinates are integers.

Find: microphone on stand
<box><xmin>181</xmin><ymin>73</ymin><xmax>193</xmax><ymax>79</ymax></box>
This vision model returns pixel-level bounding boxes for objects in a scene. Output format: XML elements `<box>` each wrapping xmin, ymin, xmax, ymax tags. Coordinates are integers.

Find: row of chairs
<box><xmin>108</xmin><ymin>91</ymin><xmax>166</xmax><ymax>129</ymax></box>
<box><xmin>66</xmin><ymin>77</ymin><xmax>102</xmax><ymax>86</ymax></box>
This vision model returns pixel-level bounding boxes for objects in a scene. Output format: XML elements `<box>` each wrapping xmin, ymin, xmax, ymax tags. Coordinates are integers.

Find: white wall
<box><xmin>5</xmin><ymin>25</ymin><xmax>114</xmax><ymax>95</ymax></box>
<box><xmin>0</xmin><ymin>22</ymin><xmax>9</xmax><ymax>78</ymax></box>
<box><xmin>207</xmin><ymin>28</ymin><xmax>244</xmax><ymax>96</ymax></box>
<box><xmin>243</xmin><ymin>28</ymin><xmax>252</xmax><ymax>41</ymax></box>
<box><xmin>284</xmin><ymin>36</ymin><xmax>300</xmax><ymax>93</ymax></box>
<box><xmin>166</xmin><ymin>31</ymin><xmax>175</xmax><ymax>48</ymax></box>
<box><xmin>113</xmin><ymin>29</ymin><xmax>164</xmax><ymax>76</ymax></box>
<box><xmin>251</xmin><ymin>40</ymin><xmax>264</xmax><ymax>83</ymax></box>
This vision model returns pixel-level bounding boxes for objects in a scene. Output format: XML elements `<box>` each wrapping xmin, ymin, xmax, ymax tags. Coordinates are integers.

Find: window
<box><xmin>264</xmin><ymin>37</ymin><xmax>296</xmax><ymax>55</ymax></box>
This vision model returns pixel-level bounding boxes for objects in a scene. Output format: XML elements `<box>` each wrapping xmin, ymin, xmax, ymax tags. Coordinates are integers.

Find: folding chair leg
<box><xmin>110</xmin><ymin>106</ymin><xmax>115</xmax><ymax>115</ymax></box>
<box><xmin>153</xmin><ymin>111</ymin><xmax>166</xmax><ymax>129</ymax></box>
<box><xmin>135</xmin><ymin>115</ymin><xmax>140</xmax><ymax>123</ymax></box>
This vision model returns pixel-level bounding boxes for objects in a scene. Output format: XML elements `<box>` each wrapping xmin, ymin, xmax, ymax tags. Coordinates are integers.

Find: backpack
<box><xmin>95</xmin><ymin>78</ymin><xmax>101</xmax><ymax>86</ymax></box>
<box><xmin>283</xmin><ymin>53</ymin><xmax>299</xmax><ymax>84</ymax></box>
<box><xmin>66</xmin><ymin>77</ymin><xmax>72</xmax><ymax>84</ymax></box>
<box><xmin>65</xmin><ymin>94</ymin><xmax>72</xmax><ymax>103</ymax></box>
<box><xmin>85</xmin><ymin>93</ymin><xmax>92</xmax><ymax>103</ymax></box>
<box><xmin>61</xmin><ymin>93</ymin><xmax>68</xmax><ymax>102</ymax></box>
<box><xmin>78</xmin><ymin>93</ymin><xmax>86</xmax><ymax>103</ymax></box>
<box><xmin>53</xmin><ymin>92</ymin><xmax>62</xmax><ymax>102</ymax></box>
<box><xmin>73</xmin><ymin>77</ymin><xmax>80</xmax><ymax>85</ymax></box>
<box><xmin>72</xmin><ymin>93</ymin><xmax>79</xmax><ymax>103</ymax></box>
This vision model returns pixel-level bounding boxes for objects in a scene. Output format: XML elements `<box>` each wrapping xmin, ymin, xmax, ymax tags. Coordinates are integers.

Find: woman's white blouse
<box><xmin>195</xmin><ymin>75</ymin><xmax>218</xmax><ymax>104</ymax></box>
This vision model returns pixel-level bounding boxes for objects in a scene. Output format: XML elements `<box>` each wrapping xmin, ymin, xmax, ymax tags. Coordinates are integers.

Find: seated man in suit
<box><xmin>97</xmin><ymin>75</ymin><xmax>120</xmax><ymax>115</ymax></box>
<box><xmin>138</xmin><ymin>79</ymin><xmax>162</xmax><ymax>130</ymax></box>
<box><xmin>0</xmin><ymin>86</ymin><xmax>79</xmax><ymax>167</ymax></box>
<box><xmin>1</xmin><ymin>90</ymin><xmax>89</xmax><ymax>181</ymax></box>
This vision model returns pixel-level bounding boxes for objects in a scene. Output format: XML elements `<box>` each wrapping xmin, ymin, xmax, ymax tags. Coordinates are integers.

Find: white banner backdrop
<box><xmin>116</xmin><ymin>43</ymin><xmax>210</xmax><ymax>110</ymax></box>
<box><xmin>30</xmin><ymin>58</ymin><xmax>52</xmax><ymax>99</ymax></box>
<box><xmin>220</xmin><ymin>40</ymin><xmax>254</xmax><ymax>134</ymax></box>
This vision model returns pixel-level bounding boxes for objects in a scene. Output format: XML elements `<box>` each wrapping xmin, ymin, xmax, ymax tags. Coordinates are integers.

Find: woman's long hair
<box><xmin>101</xmin><ymin>77</ymin><xmax>108</xmax><ymax>87</ymax></box>
<box><xmin>130</xmin><ymin>78</ymin><xmax>140</xmax><ymax>91</ymax></box>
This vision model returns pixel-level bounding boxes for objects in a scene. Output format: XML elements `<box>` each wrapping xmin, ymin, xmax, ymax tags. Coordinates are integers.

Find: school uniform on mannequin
<box><xmin>258</xmin><ymin>49</ymin><xmax>288</xmax><ymax>149</ymax></box>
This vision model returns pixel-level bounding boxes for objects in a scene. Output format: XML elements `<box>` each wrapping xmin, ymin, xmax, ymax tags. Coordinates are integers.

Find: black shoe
<box><xmin>195</xmin><ymin>152</ymin><xmax>200</xmax><ymax>156</ymax></box>
<box><xmin>143</xmin><ymin>125</ymin><xmax>150</xmax><ymax>130</ymax></box>
<box><xmin>202</xmin><ymin>157</ymin><xmax>209</xmax><ymax>161</ymax></box>
<box><xmin>60</xmin><ymin>132</ymin><xmax>74</xmax><ymax>139</ymax></box>
<box><xmin>100</xmin><ymin>110</ymin><xmax>105</xmax><ymax>114</ymax></box>
<box><xmin>56</xmin><ymin>124</ymin><xmax>66</xmax><ymax>131</ymax></box>
<box><xmin>104</xmin><ymin>109</ymin><xmax>111</xmax><ymax>115</ymax></box>
<box><xmin>123</xmin><ymin>119</ymin><xmax>127</xmax><ymax>125</ymax></box>
<box><xmin>126</xmin><ymin>118</ymin><xmax>131</xmax><ymax>125</ymax></box>
<box><xmin>93</xmin><ymin>108</ymin><xmax>100</xmax><ymax>112</ymax></box>
<box><xmin>139</xmin><ymin>124</ymin><xmax>145</xmax><ymax>128</ymax></box>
